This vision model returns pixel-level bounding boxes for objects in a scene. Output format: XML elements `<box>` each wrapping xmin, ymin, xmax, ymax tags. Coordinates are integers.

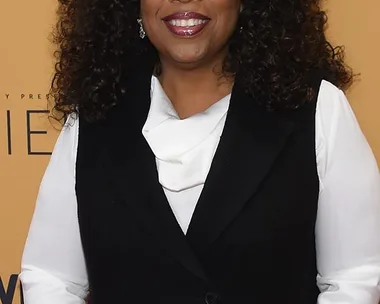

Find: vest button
<box><xmin>205</xmin><ymin>292</ymin><xmax>220</xmax><ymax>304</ymax></box>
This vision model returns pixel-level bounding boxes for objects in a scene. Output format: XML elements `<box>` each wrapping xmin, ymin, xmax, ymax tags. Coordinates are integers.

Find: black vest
<box><xmin>76</xmin><ymin>67</ymin><xmax>320</xmax><ymax>304</ymax></box>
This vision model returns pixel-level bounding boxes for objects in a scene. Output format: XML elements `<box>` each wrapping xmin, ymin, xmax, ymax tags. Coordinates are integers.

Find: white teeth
<box><xmin>168</xmin><ymin>19</ymin><xmax>208</xmax><ymax>27</ymax></box>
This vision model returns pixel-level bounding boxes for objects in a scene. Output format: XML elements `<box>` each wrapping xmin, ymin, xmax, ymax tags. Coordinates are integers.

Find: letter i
<box><xmin>6</xmin><ymin>110</ymin><xmax>12</xmax><ymax>155</ymax></box>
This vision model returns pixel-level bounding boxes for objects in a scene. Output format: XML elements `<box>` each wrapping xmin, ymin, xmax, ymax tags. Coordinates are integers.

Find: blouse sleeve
<box><xmin>315</xmin><ymin>80</ymin><xmax>380</xmax><ymax>303</ymax></box>
<box><xmin>19</xmin><ymin>115</ymin><xmax>88</xmax><ymax>304</ymax></box>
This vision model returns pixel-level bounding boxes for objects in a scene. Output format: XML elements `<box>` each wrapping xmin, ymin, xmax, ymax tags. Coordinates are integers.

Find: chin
<box><xmin>167</xmin><ymin>46</ymin><xmax>207</xmax><ymax>65</ymax></box>
<box><xmin>174</xmin><ymin>56</ymin><xmax>203</xmax><ymax>64</ymax></box>
<box><xmin>169</xmin><ymin>54</ymin><xmax>208</xmax><ymax>69</ymax></box>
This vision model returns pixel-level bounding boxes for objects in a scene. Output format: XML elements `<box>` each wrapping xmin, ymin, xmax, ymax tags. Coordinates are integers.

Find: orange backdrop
<box><xmin>0</xmin><ymin>1</ymin><xmax>379</xmax><ymax>303</ymax></box>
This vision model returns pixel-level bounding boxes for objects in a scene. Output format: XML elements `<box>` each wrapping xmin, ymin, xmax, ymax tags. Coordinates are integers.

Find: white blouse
<box><xmin>20</xmin><ymin>76</ymin><xmax>380</xmax><ymax>304</ymax></box>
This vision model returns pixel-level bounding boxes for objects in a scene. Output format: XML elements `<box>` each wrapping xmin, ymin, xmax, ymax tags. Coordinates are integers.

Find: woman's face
<box><xmin>140</xmin><ymin>0</ymin><xmax>241</xmax><ymax>68</ymax></box>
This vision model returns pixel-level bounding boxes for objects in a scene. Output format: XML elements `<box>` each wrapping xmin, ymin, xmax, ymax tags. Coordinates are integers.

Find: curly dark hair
<box><xmin>50</xmin><ymin>0</ymin><xmax>353</xmax><ymax>123</ymax></box>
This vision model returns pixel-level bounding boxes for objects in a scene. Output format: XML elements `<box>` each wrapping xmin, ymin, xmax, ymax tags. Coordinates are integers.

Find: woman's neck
<box><xmin>157</xmin><ymin>61</ymin><xmax>234</xmax><ymax>119</ymax></box>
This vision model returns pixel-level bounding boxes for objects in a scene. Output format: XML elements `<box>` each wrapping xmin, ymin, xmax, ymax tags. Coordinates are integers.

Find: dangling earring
<box><xmin>137</xmin><ymin>18</ymin><xmax>146</xmax><ymax>39</ymax></box>
<box><xmin>239</xmin><ymin>5</ymin><xmax>244</xmax><ymax>34</ymax></box>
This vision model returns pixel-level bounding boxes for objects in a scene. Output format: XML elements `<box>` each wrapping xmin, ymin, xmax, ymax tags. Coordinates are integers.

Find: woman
<box><xmin>20</xmin><ymin>0</ymin><xmax>380</xmax><ymax>303</ymax></box>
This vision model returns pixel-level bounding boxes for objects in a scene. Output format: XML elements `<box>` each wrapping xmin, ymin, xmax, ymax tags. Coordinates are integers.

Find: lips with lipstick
<box><xmin>162</xmin><ymin>12</ymin><xmax>211</xmax><ymax>37</ymax></box>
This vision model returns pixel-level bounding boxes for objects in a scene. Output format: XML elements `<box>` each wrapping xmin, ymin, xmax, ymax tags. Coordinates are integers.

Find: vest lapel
<box><xmin>185</xmin><ymin>79</ymin><xmax>295</xmax><ymax>254</ymax></box>
<box><xmin>104</xmin><ymin>64</ymin><xmax>209</xmax><ymax>283</ymax></box>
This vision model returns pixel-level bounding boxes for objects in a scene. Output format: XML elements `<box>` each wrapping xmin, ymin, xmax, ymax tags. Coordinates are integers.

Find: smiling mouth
<box><xmin>162</xmin><ymin>12</ymin><xmax>211</xmax><ymax>37</ymax></box>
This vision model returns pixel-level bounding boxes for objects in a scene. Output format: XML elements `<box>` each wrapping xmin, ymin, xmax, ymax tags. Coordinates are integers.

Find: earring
<box><xmin>239</xmin><ymin>5</ymin><xmax>244</xmax><ymax>34</ymax></box>
<box><xmin>137</xmin><ymin>18</ymin><xmax>146</xmax><ymax>39</ymax></box>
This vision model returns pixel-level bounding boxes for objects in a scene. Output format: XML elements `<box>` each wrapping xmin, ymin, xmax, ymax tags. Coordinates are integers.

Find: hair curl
<box><xmin>50</xmin><ymin>0</ymin><xmax>353</xmax><ymax>123</ymax></box>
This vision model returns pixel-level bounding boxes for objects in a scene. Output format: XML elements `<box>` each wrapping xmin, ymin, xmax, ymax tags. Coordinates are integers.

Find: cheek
<box><xmin>140</xmin><ymin>1</ymin><xmax>163</xmax><ymax>39</ymax></box>
<box><xmin>213</xmin><ymin>1</ymin><xmax>240</xmax><ymax>35</ymax></box>
<box><xmin>213</xmin><ymin>15</ymin><xmax>239</xmax><ymax>43</ymax></box>
<box><xmin>140</xmin><ymin>0</ymin><xmax>161</xmax><ymax>12</ymax></box>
